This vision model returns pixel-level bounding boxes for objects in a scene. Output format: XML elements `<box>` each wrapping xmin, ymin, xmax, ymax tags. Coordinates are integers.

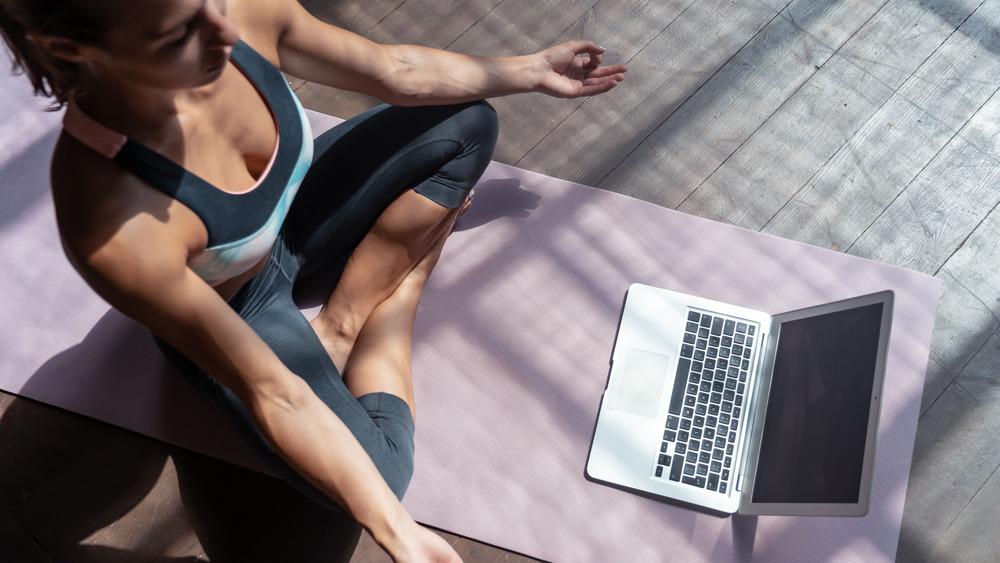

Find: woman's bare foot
<box><xmin>310</xmin><ymin>192</ymin><xmax>472</xmax><ymax>374</ymax></box>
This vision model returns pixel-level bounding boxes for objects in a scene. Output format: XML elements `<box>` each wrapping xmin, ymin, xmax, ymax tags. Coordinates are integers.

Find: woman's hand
<box><xmin>533</xmin><ymin>40</ymin><xmax>628</xmax><ymax>99</ymax></box>
<box><xmin>385</xmin><ymin>520</ymin><xmax>463</xmax><ymax>563</ymax></box>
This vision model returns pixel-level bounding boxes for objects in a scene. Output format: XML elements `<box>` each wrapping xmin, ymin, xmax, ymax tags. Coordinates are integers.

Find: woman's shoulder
<box><xmin>50</xmin><ymin>131</ymin><xmax>207</xmax><ymax>275</ymax></box>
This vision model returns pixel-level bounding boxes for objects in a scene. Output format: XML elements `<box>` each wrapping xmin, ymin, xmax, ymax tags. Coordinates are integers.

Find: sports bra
<box><xmin>62</xmin><ymin>40</ymin><xmax>314</xmax><ymax>286</ymax></box>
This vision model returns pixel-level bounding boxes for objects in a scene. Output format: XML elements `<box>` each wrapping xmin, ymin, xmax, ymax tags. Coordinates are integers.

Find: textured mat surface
<box><xmin>1</xmin><ymin>70</ymin><xmax>939</xmax><ymax>562</ymax></box>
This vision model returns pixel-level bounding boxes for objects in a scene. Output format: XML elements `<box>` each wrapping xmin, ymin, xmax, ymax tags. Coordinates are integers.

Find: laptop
<box><xmin>586</xmin><ymin>283</ymin><xmax>893</xmax><ymax>516</ymax></box>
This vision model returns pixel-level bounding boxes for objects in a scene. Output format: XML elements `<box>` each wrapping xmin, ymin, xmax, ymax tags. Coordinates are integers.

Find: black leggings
<box><xmin>157</xmin><ymin>101</ymin><xmax>499</xmax><ymax>511</ymax></box>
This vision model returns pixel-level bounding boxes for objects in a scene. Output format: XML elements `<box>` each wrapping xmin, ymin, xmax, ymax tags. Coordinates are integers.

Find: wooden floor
<box><xmin>4</xmin><ymin>0</ymin><xmax>1000</xmax><ymax>560</ymax></box>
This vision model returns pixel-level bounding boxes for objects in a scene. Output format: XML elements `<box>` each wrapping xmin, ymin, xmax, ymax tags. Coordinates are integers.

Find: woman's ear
<box><xmin>26</xmin><ymin>33</ymin><xmax>93</xmax><ymax>63</ymax></box>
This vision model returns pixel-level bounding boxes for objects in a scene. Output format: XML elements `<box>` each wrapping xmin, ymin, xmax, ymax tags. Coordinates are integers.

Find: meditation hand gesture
<box><xmin>534</xmin><ymin>40</ymin><xmax>628</xmax><ymax>98</ymax></box>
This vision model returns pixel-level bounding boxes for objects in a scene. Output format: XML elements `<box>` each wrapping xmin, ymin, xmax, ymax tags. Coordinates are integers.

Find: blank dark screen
<box><xmin>750</xmin><ymin>303</ymin><xmax>883</xmax><ymax>504</ymax></box>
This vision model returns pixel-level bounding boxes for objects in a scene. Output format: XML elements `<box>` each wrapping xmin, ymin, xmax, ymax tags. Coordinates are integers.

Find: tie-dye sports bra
<box><xmin>62</xmin><ymin>40</ymin><xmax>314</xmax><ymax>286</ymax></box>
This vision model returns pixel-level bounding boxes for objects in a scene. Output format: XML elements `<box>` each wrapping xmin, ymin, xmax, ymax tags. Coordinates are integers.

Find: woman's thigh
<box><xmin>285</xmin><ymin>101</ymin><xmax>499</xmax><ymax>279</ymax></box>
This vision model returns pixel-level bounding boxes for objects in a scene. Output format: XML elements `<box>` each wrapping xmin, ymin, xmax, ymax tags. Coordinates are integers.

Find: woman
<box><xmin>0</xmin><ymin>0</ymin><xmax>626</xmax><ymax>560</ymax></box>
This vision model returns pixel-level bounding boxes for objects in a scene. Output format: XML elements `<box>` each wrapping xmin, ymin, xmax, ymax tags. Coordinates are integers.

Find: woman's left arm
<box><xmin>250</xmin><ymin>0</ymin><xmax>626</xmax><ymax>105</ymax></box>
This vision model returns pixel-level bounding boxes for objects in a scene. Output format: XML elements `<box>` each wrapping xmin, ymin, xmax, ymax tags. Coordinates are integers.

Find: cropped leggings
<box><xmin>156</xmin><ymin>101</ymin><xmax>499</xmax><ymax>511</ymax></box>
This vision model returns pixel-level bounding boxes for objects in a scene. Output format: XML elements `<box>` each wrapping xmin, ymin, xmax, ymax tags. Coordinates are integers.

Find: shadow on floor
<box><xmin>0</xmin><ymin>395</ymin><xmax>362</xmax><ymax>563</ymax></box>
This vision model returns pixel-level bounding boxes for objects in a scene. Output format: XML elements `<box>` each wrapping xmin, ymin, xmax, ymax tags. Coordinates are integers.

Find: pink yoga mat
<box><xmin>1</xmin><ymin>68</ymin><xmax>939</xmax><ymax>562</ymax></box>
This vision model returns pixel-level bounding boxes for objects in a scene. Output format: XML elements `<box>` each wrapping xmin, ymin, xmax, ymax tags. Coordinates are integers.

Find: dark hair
<box><xmin>0</xmin><ymin>0</ymin><xmax>108</xmax><ymax>109</ymax></box>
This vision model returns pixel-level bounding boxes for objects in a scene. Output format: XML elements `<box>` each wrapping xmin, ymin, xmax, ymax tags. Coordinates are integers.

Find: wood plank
<box><xmin>74</xmin><ymin>459</ymin><xmax>203</xmax><ymax>562</ymax></box>
<box><xmin>8</xmin><ymin>403</ymin><xmax>173</xmax><ymax>563</ymax></box>
<box><xmin>895</xmin><ymin>202</ymin><xmax>1000</xmax><ymax>560</ymax></box>
<box><xmin>0</xmin><ymin>514</ymin><xmax>52</xmax><ymax>563</ymax></box>
<box><xmin>677</xmin><ymin>0</ymin><xmax>981</xmax><ymax>228</ymax></box>
<box><xmin>919</xmin><ymin>270</ymin><xmax>1000</xmax><ymax>414</ymax></box>
<box><xmin>516</xmin><ymin>0</ymin><xmax>793</xmax><ymax>187</ymax></box>
<box><xmin>898</xmin><ymin>326</ymin><xmax>1000</xmax><ymax>560</ymax></box>
<box><xmin>300</xmin><ymin>0</ymin><xmax>406</xmax><ymax>36</ymax></box>
<box><xmin>489</xmin><ymin>0</ymin><xmax>695</xmax><ymax>164</ymax></box>
<box><xmin>847</xmin><ymin>90</ymin><xmax>1000</xmax><ymax>273</ymax></box>
<box><xmin>928</xmin><ymin>429</ymin><xmax>1000</xmax><ymax>561</ymax></box>
<box><xmin>587</xmin><ymin>0</ymin><xmax>889</xmax><ymax>209</ymax></box>
<box><xmin>760</xmin><ymin>0</ymin><xmax>1000</xmax><ymax>250</ymax></box>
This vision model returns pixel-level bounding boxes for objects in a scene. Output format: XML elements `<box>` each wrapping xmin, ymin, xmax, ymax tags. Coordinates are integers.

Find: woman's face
<box><xmin>85</xmin><ymin>0</ymin><xmax>240</xmax><ymax>91</ymax></box>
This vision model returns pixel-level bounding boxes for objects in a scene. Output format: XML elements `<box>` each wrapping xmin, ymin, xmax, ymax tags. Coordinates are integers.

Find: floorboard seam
<box><xmin>678</xmin><ymin>0</ymin><xmax>892</xmax><ymax>212</ymax></box>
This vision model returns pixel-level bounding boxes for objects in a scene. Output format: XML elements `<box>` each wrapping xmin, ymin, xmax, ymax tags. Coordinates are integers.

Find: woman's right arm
<box><xmin>55</xmin><ymin>174</ymin><xmax>456</xmax><ymax>561</ymax></box>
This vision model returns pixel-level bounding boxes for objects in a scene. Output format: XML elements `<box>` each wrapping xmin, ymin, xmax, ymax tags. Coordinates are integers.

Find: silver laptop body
<box><xmin>586</xmin><ymin>283</ymin><xmax>893</xmax><ymax>516</ymax></box>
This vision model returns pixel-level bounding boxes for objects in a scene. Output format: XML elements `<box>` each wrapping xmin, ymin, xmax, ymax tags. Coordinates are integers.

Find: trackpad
<box><xmin>610</xmin><ymin>347</ymin><xmax>671</xmax><ymax>419</ymax></box>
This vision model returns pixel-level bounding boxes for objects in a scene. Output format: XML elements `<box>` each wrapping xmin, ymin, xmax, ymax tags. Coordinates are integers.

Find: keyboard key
<box><xmin>686</xmin><ymin>452</ymin><xmax>697</xmax><ymax>465</ymax></box>
<box><xmin>724</xmin><ymin>320</ymin><xmax>735</xmax><ymax>336</ymax></box>
<box><xmin>699</xmin><ymin>451</ymin><xmax>711</xmax><ymax>464</ymax></box>
<box><xmin>682</xmin><ymin>476</ymin><xmax>706</xmax><ymax>488</ymax></box>
<box><xmin>694</xmin><ymin>349</ymin><xmax>706</xmax><ymax>361</ymax></box>
<box><xmin>699</xmin><ymin>327</ymin><xmax>710</xmax><ymax>338</ymax></box>
<box><xmin>713</xmin><ymin>448</ymin><xmax>724</xmax><ymax>461</ymax></box>
<box><xmin>683</xmin><ymin>332</ymin><xmax>697</xmax><ymax>344</ymax></box>
<box><xmin>683</xmin><ymin>406</ymin><xmax>694</xmax><ymax>418</ymax></box>
<box><xmin>748</xmin><ymin>325</ymin><xmax>755</xmax><ymax>335</ymax></box>
<box><xmin>659</xmin><ymin>454</ymin><xmax>669</xmax><ymax>465</ymax></box>
<box><xmin>685</xmin><ymin>395</ymin><xmax>696</xmax><ymax>407</ymax></box>
<box><xmin>707</xmin><ymin>472</ymin><xmax>720</xmax><ymax>491</ymax></box>
<box><xmin>696</xmin><ymin>403</ymin><xmax>707</xmax><ymax>415</ymax></box>
<box><xmin>697</xmin><ymin>463</ymin><xmax>709</xmax><ymax>476</ymax></box>
<box><xmin>666</xmin><ymin>415</ymin><xmax>679</xmax><ymax>430</ymax></box>
<box><xmin>710</xmin><ymin>461</ymin><xmax>721</xmax><ymax>473</ymax></box>
<box><xmin>681</xmin><ymin>418</ymin><xmax>692</xmax><ymax>430</ymax></box>
<box><xmin>679</xmin><ymin>430</ymin><xmax>689</xmax><ymax>441</ymax></box>
<box><xmin>711</xmin><ymin>317</ymin><xmax>724</xmax><ymax>335</ymax></box>
<box><xmin>700</xmin><ymin>315</ymin><xmax>712</xmax><ymax>328</ymax></box>
<box><xmin>656</xmin><ymin>465</ymin><xmax>664</xmax><ymax>478</ymax></box>
<box><xmin>696</xmin><ymin>338</ymin><xmax>707</xmax><ymax>350</ymax></box>
<box><xmin>720</xmin><ymin>482</ymin><xmax>728</xmax><ymax>494</ymax></box>
<box><xmin>704</xmin><ymin>428</ymin><xmax>715</xmax><ymax>440</ymax></box>
<box><xmin>675</xmin><ymin>442</ymin><xmax>686</xmax><ymax>454</ymax></box>
<box><xmin>688</xmin><ymin>439</ymin><xmax>699</xmax><ymax>451</ymax></box>
<box><xmin>688</xmin><ymin>311</ymin><xmax>700</xmax><ymax>322</ymax></box>
<box><xmin>711</xmin><ymin>393</ymin><xmax>722</xmax><ymax>404</ymax></box>
<box><xmin>681</xmin><ymin>344</ymin><xmax>694</xmax><ymax>358</ymax></box>
<box><xmin>668</xmin><ymin>359</ymin><xmax>691</xmax><ymax>415</ymax></box>
<box><xmin>661</xmin><ymin>443</ymin><xmax>668</xmax><ymax>453</ymax></box>
<box><xmin>684</xmin><ymin>463</ymin><xmax>696</xmax><ymax>476</ymax></box>
<box><xmin>715</xmin><ymin>436</ymin><xmax>726</xmax><ymax>449</ymax></box>
<box><xmin>686</xmin><ymin>321</ymin><xmax>699</xmax><ymax>333</ymax></box>
<box><xmin>736</xmin><ymin>322</ymin><xmax>747</xmax><ymax>333</ymax></box>
<box><xmin>670</xmin><ymin>455</ymin><xmax>684</xmax><ymax>481</ymax></box>
<box><xmin>708</xmin><ymin>404</ymin><xmax>720</xmax><ymax>416</ymax></box>
<box><xmin>709</xmin><ymin>336</ymin><xmax>721</xmax><ymax>347</ymax></box>
<box><xmin>691</xmin><ymin>428</ymin><xmax>702</xmax><ymax>440</ymax></box>
<box><xmin>664</xmin><ymin>430</ymin><xmax>677</xmax><ymax>441</ymax></box>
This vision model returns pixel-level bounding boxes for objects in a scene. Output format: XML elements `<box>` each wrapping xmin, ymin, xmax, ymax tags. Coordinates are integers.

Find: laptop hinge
<box><xmin>736</xmin><ymin>473</ymin><xmax>745</xmax><ymax>492</ymax></box>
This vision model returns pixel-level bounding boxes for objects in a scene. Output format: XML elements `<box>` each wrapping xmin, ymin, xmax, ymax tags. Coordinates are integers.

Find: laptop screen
<box><xmin>750</xmin><ymin>302</ymin><xmax>885</xmax><ymax>504</ymax></box>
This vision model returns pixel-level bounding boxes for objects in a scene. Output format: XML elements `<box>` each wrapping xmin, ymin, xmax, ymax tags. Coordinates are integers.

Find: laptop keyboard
<box><xmin>653</xmin><ymin>310</ymin><xmax>758</xmax><ymax>494</ymax></box>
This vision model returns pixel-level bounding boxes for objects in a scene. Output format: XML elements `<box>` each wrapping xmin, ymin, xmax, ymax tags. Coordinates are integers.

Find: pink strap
<box><xmin>62</xmin><ymin>102</ymin><xmax>128</xmax><ymax>159</ymax></box>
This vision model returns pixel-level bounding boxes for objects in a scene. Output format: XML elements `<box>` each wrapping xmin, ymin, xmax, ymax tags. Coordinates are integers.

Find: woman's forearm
<box><xmin>249</xmin><ymin>375</ymin><xmax>414</xmax><ymax>555</ymax></box>
<box><xmin>375</xmin><ymin>45</ymin><xmax>540</xmax><ymax>106</ymax></box>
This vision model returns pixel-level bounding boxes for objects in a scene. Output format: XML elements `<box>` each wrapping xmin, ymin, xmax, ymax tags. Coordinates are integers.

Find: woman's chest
<box><xmin>175</xmin><ymin>65</ymin><xmax>279</xmax><ymax>193</ymax></box>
